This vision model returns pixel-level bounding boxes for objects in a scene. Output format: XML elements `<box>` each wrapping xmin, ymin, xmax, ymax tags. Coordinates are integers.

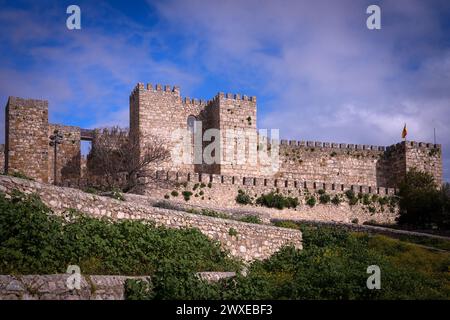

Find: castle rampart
<box><xmin>2</xmin><ymin>83</ymin><xmax>443</xmax><ymax>193</ymax></box>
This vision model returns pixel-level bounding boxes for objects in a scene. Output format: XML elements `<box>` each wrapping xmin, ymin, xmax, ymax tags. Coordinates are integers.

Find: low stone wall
<box><xmin>0</xmin><ymin>176</ymin><xmax>302</xmax><ymax>261</ymax></box>
<box><xmin>0</xmin><ymin>274</ymin><xmax>145</xmax><ymax>300</ymax></box>
<box><xmin>140</xmin><ymin>171</ymin><xmax>398</xmax><ymax>225</ymax></box>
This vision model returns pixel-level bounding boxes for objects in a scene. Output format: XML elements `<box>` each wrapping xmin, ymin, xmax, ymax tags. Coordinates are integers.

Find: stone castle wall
<box><xmin>140</xmin><ymin>170</ymin><xmax>398</xmax><ymax>224</ymax></box>
<box><xmin>3</xmin><ymin>84</ymin><xmax>443</xmax><ymax>190</ymax></box>
<box><xmin>0</xmin><ymin>175</ymin><xmax>302</xmax><ymax>261</ymax></box>
<box><xmin>277</xmin><ymin>140</ymin><xmax>442</xmax><ymax>187</ymax></box>
<box><xmin>48</xmin><ymin>124</ymin><xmax>81</xmax><ymax>184</ymax></box>
<box><xmin>5</xmin><ymin>97</ymin><xmax>49</xmax><ymax>182</ymax></box>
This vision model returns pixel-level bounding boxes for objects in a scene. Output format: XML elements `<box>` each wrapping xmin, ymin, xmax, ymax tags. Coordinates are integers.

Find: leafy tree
<box><xmin>397</xmin><ymin>168</ymin><xmax>446</xmax><ymax>228</ymax></box>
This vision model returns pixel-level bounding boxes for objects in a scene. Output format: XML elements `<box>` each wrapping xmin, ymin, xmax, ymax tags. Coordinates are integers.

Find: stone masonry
<box><xmin>2</xmin><ymin>84</ymin><xmax>443</xmax><ymax>189</ymax></box>
<box><xmin>0</xmin><ymin>175</ymin><xmax>303</xmax><ymax>261</ymax></box>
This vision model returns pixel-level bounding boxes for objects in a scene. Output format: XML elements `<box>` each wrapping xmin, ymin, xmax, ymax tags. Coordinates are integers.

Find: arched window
<box><xmin>187</xmin><ymin>115</ymin><xmax>198</xmax><ymax>133</ymax></box>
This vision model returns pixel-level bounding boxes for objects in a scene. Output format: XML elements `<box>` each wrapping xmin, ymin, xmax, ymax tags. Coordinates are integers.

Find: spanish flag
<box><xmin>401</xmin><ymin>123</ymin><xmax>407</xmax><ymax>139</ymax></box>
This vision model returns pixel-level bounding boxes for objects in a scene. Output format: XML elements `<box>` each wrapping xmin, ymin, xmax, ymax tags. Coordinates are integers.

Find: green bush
<box><xmin>228</xmin><ymin>228</ymin><xmax>238</xmax><ymax>237</ymax></box>
<box><xmin>306</xmin><ymin>196</ymin><xmax>316</xmax><ymax>207</ymax></box>
<box><xmin>362</xmin><ymin>194</ymin><xmax>372</xmax><ymax>205</ymax></box>
<box><xmin>236</xmin><ymin>190</ymin><xmax>252</xmax><ymax>205</ymax></box>
<box><xmin>239</xmin><ymin>215</ymin><xmax>262</xmax><ymax>224</ymax></box>
<box><xmin>182</xmin><ymin>191</ymin><xmax>193</xmax><ymax>201</ymax></box>
<box><xmin>0</xmin><ymin>191</ymin><xmax>240</xmax><ymax>275</ymax></box>
<box><xmin>171</xmin><ymin>190</ymin><xmax>179</xmax><ymax>197</ymax></box>
<box><xmin>126</xmin><ymin>226</ymin><xmax>450</xmax><ymax>300</ymax></box>
<box><xmin>331</xmin><ymin>195</ymin><xmax>341</xmax><ymax>205</ymax></box>
<box><xmin>255</xmin><ymin>192</ymin><xmax>298</xmax><ymax>209</ymax></box>
<box><xmin>319</xmin><ymin>193</ymin><xmax>331</xmax><ymax>204</ymax></box>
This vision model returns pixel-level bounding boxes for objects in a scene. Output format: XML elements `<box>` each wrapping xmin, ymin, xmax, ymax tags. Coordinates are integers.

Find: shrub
<box><xmin>228</xmin><ymin>228</ymin><xmax>238</xmax><ymax>237</ymax></box>
<box><xmin>193</xmin><ymin>183</ymin><xmax>199</xmax><ymax>190</ymax></box>
<box><xmin>0</xmin><ymin>191</ymin><xmax>240</xmax><ymax>275</ymax></box>
<box><xmin>331</xmin><ymin>195</ymin><xmax>341</xmax><ymax>205</ymax></box>
<box><xmin>199</xmin><ymin>209</ymin><xmax>229</xmax><ymax>219</ymax></box>
<box><xmin>239</xmin><ymin>215</ymin><xmax>262</xmax><ymax>224</ymax></box>
<box><xmin>236</xmin><ymin>190</ymin><xmax>252</xmax><ymax>205</ymax></box>
<box><xmin>182</xmin><ymin>191</ymin><xmax>193</xmax><ymax>201</ymax></box>
<box><xmin>171</xmin><ymin>190</ymin><xmax>179</xmax><ymax>197</ymax></box>
<box><xmin>164</xmin><ymin>194</ymin><xmax>170</xmax><ymax>199</ymax></box>
<box><xmin>345</xmin><ymin>190</ymin><xmax>358</xmax><ymax>206</ymax></box>
<box><xmin>351</xmin><ymin>218</ymin><xmax>359</xmax><ymax>224</ymax></box>
<box><xmin>345</xmin><ymin>189</ymin><xmax>355</xmax><ymax>200</ymax></box>
<box><xmin>255</xmin><ymin>192</ymin><xmax>298</xmax><ymax>209</ymax></box>
<box><xmin>107</xmin><ymin>188</ymin><xmax>125</xmax><ymax>201</ymax></box>
<box><xmin>306</xmin><ymin>196</ymin><xmax>316</xmax><ymax>207</ymax></box>
<box><xmin>362</xmin><ymin>194</ymin><xmax>372</xmax><ymax>205</ymax></box>
<box><xmin>397</xmin><ymin>169</ymin><xmax>449</xmax><ymax>229</ymax></box>
<box><xmin>272</xmin><ymin>220</ymin><xmax>300</xmax><ymax>230</ymax></box>
<box><xmin>317</xmin><ymin>189</ymin><xmax>326</xmax><ymax>195</ymax></box>
<box><xmin>319</xmin><ymin>193</ymin><xmax>331</xmax><ymax>204</ymax></box>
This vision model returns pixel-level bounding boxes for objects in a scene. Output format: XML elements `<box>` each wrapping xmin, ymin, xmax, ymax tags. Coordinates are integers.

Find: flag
<box><xmin>402</xmin><ymin>123</ymin><xmax>407</xmax><ymax>139</ymax></box>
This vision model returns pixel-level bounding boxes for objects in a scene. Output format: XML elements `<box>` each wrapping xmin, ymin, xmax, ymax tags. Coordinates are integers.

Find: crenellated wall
<box><xmin>275</xmin><ymin>139</ymin><xmax>442</xmax><ymax>187</ymax></box>
<box><xmin>3</xmin><ymin>84</ymin><xmax>443</xmax><ymax>192</ymax></box>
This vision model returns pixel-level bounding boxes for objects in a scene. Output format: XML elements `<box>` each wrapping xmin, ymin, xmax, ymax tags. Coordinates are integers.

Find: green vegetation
<box><xmin>0</xmin><ymin>191</ymin><xmax>240</xmax><ymax>275</ymax></box>
<box><xmin>127</xmin><ymin>223</ymin><xmax>450</xmax><ymax>300</ymax></box>
<box><xmin>239</xmin><ymin>215</ymin><xmax>262</xmax><ymax>224</ymax></box>
<box><xmin>8</xmin><ymin>171</ymin><xmax>34</xmax><ymax>181</ymax></box>
<box><xmin>171</xmin><ymin>190</ymin><xmax>179</xmax><ymax>197</ymax></box>
<box><xmin>306</xmin><ymin>196</ymin><xmax>316</xmax><ymax>207</ymax></box>
<box><xmin>331</xmin><ymin>195</ymin><xmax>341</xmax><ymax>205</ymax></box>
<box><xmin>182</xmin><ymin>191</ymin><xmax>193</xmax><ymax>201</ymax></box>
<box><xmin>255</xmin><ymin>192</ymin><xmax>299</xmax><ymax>209</ymax></box>
<box><xmin>397</xmin><ymin>169</ymin><xmax>450</xmax><ymax>230</ymax></box>
<box><xmin>319</xmin><ymin>193</ymin><xmax>331</xmax><ymax>204</ymax></box>
<box><xmin>3</xmin><ymin>189</ymin><xmax>449</xmax><ymax>300</ymax></box>
<box><xmin>345</xmin><ymin>189</ymin><xmax>359</xmax><ymax>206</ymax></box>
<box><xmin>235</xmin><ymin>189</ymin><xmax>252</xmax><ymax>205</ymax></box>
<box><xmin>228</xmin><ymin>228</ymin><xmax>238</xmax><ymax>237</ymax></box>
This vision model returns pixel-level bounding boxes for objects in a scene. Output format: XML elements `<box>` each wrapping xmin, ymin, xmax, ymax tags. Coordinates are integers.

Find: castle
<box><xmin>0</xmin><ymin>83</ymin><xmax>443</xmax><ymax>194</ymax></box>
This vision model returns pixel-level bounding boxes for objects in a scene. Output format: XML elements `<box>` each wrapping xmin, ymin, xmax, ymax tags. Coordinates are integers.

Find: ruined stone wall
<box><xmin>0</xmin><ymin>275</ymin><xmax>145</xmax><ymax>300</ymax></box>
<box><xmin>48</xmin><ymin>124</ymin><xmax>81</xmax><ymax>184</ymax></box>
<box><xmin>5</xmin><ymin>97</ymin><xmax>49</xmax><ymax>182</ymax></box>
<box><xmin>0</xmin><ymin>175</ymin><xmax>302</xmax><ymax>261</ymax></box>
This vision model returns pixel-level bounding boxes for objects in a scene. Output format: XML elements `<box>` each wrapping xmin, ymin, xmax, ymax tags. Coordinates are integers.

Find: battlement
<box><xmin>275</xmin><ymin>139</ymin><xmax>441</xmax><ymax>153</ymax></box>
<box><xmin>212</xmin><ymin>92</ymin><xmax>257</xmax><ymax>103</ymax></box>
<box><xmin>276</xmin><ymin>139</ymin><xmax>387</xmax><ymax>152</ymax></box>
<box><xmin>182</xmin><ymin>97</ymin><xmax>211</xmax><ymax>107</ymax></box>
<box><xmin>154</xmin><ymin>170</ymin><xmax>398</xmax><ymax>196</ymax></box>
<box><xmin>131</xmin><ymin>82</ymin><xmax>181</xmax><ymax>96</ymax></box>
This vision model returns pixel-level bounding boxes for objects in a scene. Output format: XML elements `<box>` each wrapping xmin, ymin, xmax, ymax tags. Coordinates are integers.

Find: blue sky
<box><xmin>1</xmin><ymin>0</ymin><xmax>450</xmax><ymax>181</ymax></box>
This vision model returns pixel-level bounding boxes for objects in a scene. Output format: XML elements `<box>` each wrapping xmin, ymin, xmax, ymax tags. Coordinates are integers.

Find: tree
<box><xmin>87</xmin><ymin>126</ymin><xmax>170</xmax><ymax>193</ymax></box>
<box><xmin>397</xmin><ymin>168</ymin><xmax>446</xmax><ymax>228</ymax></box>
